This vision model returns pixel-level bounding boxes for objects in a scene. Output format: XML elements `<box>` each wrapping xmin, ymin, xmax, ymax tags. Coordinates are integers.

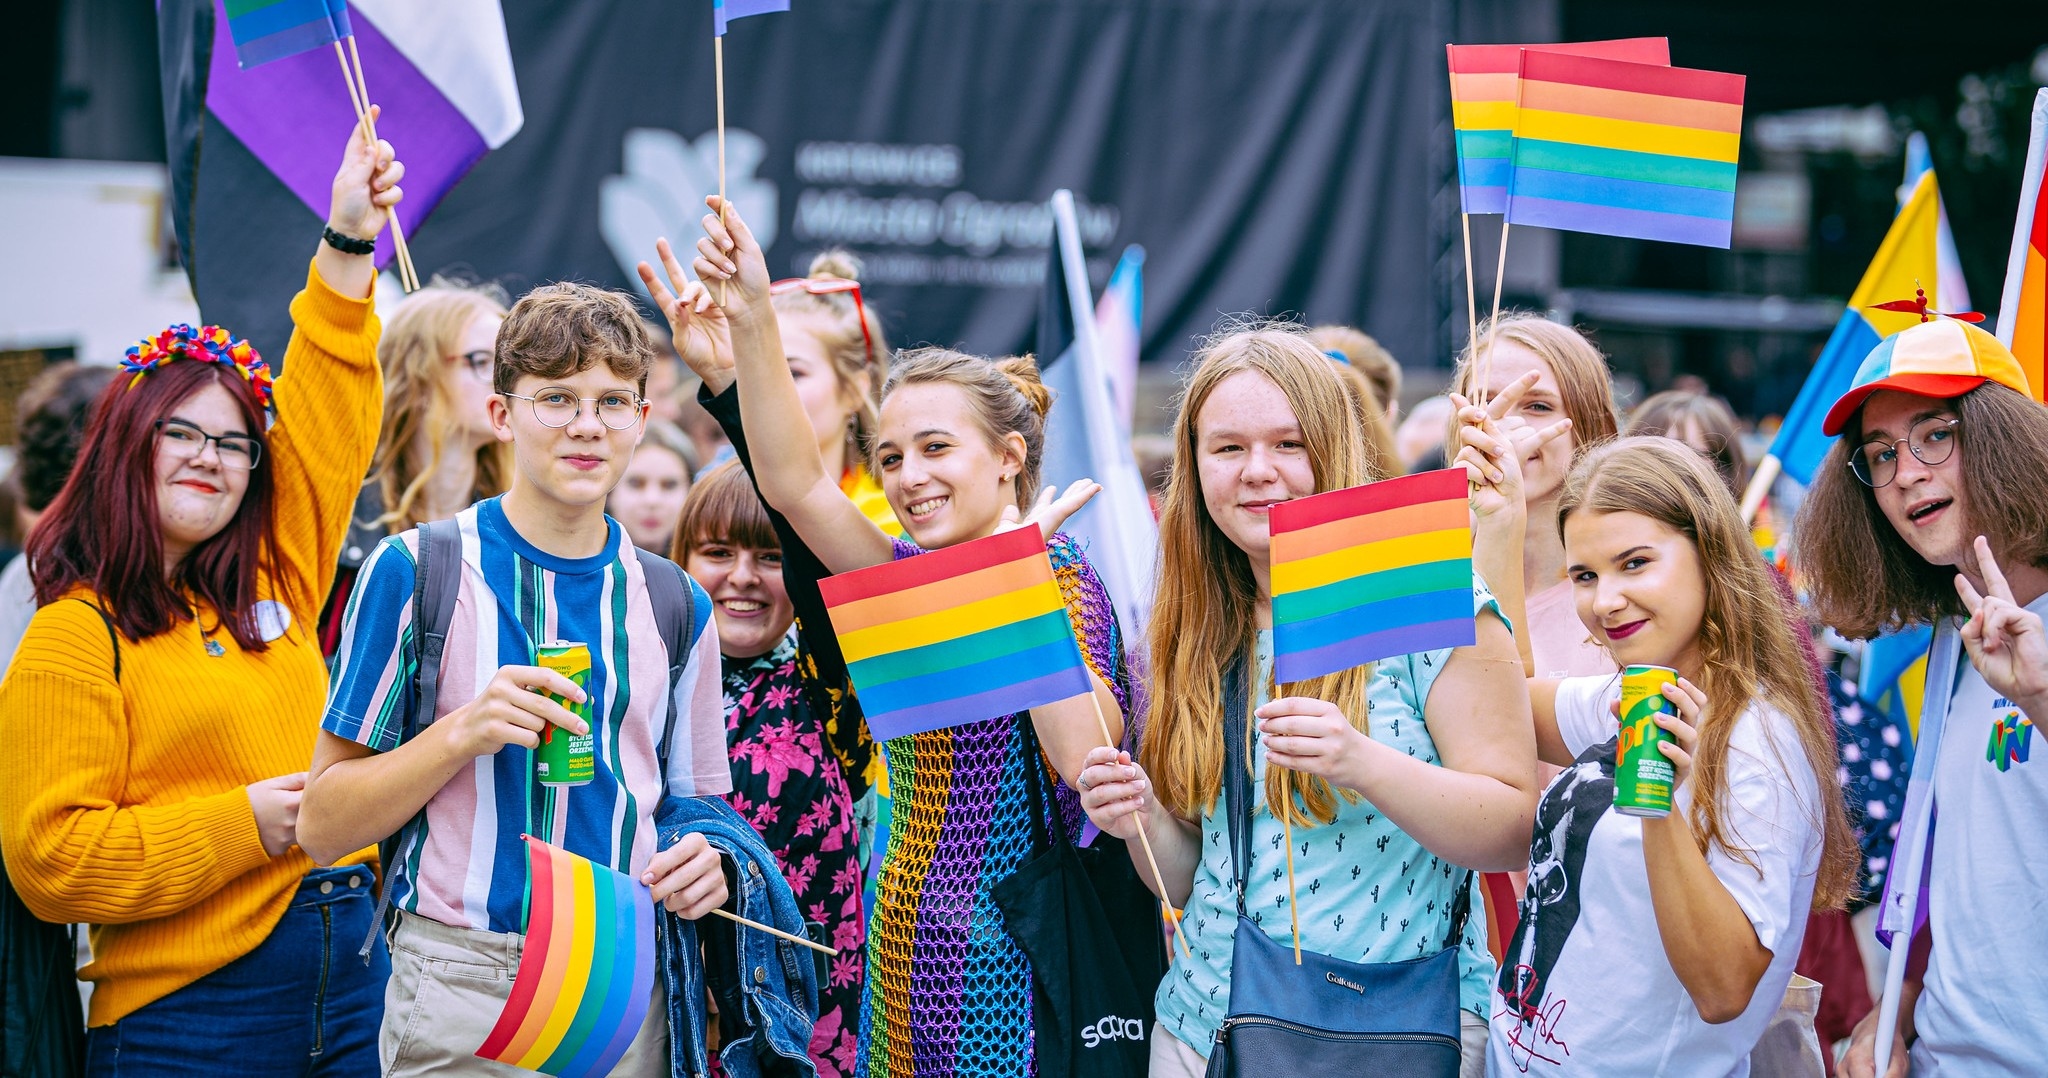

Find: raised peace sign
<box><xmin>1954</xmin><ymin>535</ymin><xmax>2048</xmax><ymax>716</ymax></box>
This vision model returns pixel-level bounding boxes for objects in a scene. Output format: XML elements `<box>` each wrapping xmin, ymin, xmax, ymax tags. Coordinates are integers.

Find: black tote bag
<box><xmin>993</xmin><ymin>717</ymin><xmax>1167</xmax><ymax>1078</ymax></box>
<box><xmin>0</xmin><ymin>859</ymin><xmax>83</xmax><ymax>1078</ymax></box>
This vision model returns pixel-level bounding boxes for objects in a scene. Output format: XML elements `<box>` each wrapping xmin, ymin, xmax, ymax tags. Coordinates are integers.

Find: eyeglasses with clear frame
<box><xmin>501</xmin><ymin>388</ymin><xmax>647</xmax><ymax>430</ymax></box>
<box><xmin>1848</xmin><ymin>415</ymin><xmax>1961</xmax><ymax>488</ymax></box>
<box><xmin>155</xmin><ymin>417</ymin><xmax>262</xmax><ymax>470</ymax></box>
<box><xmin>768</xmin><ymin>277</ymin><xmax>873</xmax><ymax>364</ymax></box>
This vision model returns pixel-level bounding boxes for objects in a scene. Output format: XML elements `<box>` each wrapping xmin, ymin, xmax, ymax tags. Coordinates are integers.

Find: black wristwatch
<box><xmin>322</xmin><ymin>225</ymin><xmax>377</xmax><ymax>256</ymax></box>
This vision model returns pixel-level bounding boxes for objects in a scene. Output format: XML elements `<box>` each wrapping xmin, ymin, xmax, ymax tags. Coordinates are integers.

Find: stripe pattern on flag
<box><xmin>820</xmin><ymin>528</ymin><xmax>1094</xmax><ymax>742</ymax></box>
<box><xmin>222</xmin><ymin>0</ymin><xmax>349</xmax><ymax>68</ymax></box>
<box><xmin>1269</xmin><ymin>469</ymin><xmax>1478</xmax><ymax>683</ymax></box>
<box><xmin>1506</xmin><ymin>52</ymin><xmax>1746</xmax><ymax>248</ymax></box>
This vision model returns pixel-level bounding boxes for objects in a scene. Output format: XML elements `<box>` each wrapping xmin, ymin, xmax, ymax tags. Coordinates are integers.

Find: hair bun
<box><xmin>995</xmin><ymin>354</ymin><xmax>1053</xmax><ymax>419</ymax></box>
<box><xmin>807</xmin><ymin>249</ymin><xmax>863</xmax><ymax>282</ymax></box>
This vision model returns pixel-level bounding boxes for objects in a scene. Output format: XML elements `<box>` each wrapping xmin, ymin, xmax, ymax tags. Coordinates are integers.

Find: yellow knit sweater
<box><xmin>0</xmin><ymin>261</ymin><xmax>381</xmax><ymax>1026</ymax></box>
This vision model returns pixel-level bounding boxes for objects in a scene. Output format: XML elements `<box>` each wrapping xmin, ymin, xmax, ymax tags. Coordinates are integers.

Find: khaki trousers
<box><xmin>380</xmin><ymin>909</ymin><xmax>668</xmax><ymax>1077</ymax></box>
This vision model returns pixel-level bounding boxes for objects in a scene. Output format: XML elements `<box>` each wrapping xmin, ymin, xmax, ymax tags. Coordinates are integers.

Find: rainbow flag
<box><xmin>714</xmin><ymin>0</ymin><xmax>789</xmax><ymax>36</ymax></box>
<box><xmin>1269</xmin><ymin>469</ymin><xmax>1476</xmax><ymax>683</ymax></box>
<box><xmin>1996</xmin><ymin>87</ymin><xmax>2048</xmax><ymax>400</ymax></box>
<box><xmin>222</xmin><ymin>0</ymin><xmax>351</xmax><ymax>69</ymax></box>
<box><xmin>475</xmin><ymin>838</ymin><xmax>655</xmax><ymax>1078</ymax></box>
<box><xmin>1447</xmin><ymin>38</ymin><xmax>1669</xmax><ymax>215</ymax></box>
<box><xmin>1505</xmin><ymin>51</ymin><xmax>1745</xmax><ymax>248</ymax></box>
<box><xmin>820</xmin><ymin>528</ymin><xmax>1092</xmax><ymax>742</ymax></box>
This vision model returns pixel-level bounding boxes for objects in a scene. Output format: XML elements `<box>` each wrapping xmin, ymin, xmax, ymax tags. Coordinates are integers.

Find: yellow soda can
<box><xmin>534</xmin><ymin>641</ymin><xmax>594</xmax><ymax>786</ymax></box>
<box><xmin>1614</xmin><ymin>664</ymin><xmax>1678</xmax><ymax>817</ymax></box>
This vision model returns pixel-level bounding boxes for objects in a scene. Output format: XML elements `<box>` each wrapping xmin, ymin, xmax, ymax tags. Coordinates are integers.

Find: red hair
<box><xmin>29</xmin><ymin>360</ymin><xmax>280</xmax><ymax>650</ymax></box>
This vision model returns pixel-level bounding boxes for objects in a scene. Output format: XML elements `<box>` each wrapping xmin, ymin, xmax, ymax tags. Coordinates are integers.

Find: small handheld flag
<box><xmin>714</xmin><ymin>0</ymin><xmax>790</xmax><ymax>36</ymax></box>
<box><xmin>820</xmin><ymin>528</ymin><xmax>1094</xmax><ymax>742</ymax></box>
<box><xmin>1269</xmin><ymin>469</ymin><xmax>1477</xmax><ymax>682</ymax></box>
<box><xmin>1446</xmin><ymin>38</ymin><xmax>1670</xmax><ymax>215</ymax></box>
<box><xmin>1506</xmin><ymin>52</ymin><xmax>1746</xmax><ymax>249</ymax></box>
<box><xmin>223</xmin><ymin>0</ymin><xmax>349</xmax><ymax>68</ymax></box>
<box><xmin>1995</xmin><ymin>87</ymin><xmax>2048</xmax><ymax>400</ymax></box>
<box><xmin>475</xmin><ymin>838</ymin><xmax>656</xmax><ymax>1078</ymax></box>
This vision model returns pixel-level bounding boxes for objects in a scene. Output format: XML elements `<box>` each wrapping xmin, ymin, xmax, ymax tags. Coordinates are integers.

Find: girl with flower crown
<box><xmin>0</xmin><ymin>119</ymin><xmax>401</xmax><ymax>1074</ymax></box>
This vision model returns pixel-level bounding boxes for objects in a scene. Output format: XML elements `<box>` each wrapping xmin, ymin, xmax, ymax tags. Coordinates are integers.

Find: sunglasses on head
<box><xmin>768</xmin><ymin>277</ymin><xmax>872</xmax><ymax>365</ymax></box>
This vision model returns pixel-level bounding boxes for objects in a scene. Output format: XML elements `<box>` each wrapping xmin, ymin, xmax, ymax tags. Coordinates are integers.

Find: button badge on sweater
<box><xmin>254</xmin><ymin>600</ymin><xmax>291</xmax><ymax>642</ymax></box>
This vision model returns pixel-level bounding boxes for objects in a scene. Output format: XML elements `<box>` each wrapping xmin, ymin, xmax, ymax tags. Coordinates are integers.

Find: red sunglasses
<box><xmin>768</xmin><ymin>277</ymin><xmax>873</xmax><ymax>365</ymax></box>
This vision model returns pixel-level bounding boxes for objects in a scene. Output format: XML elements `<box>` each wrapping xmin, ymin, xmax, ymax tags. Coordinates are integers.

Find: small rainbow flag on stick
<box><xmin>475</xmin><ymin>838</ymin><xmax>655</xmax><ymax>1078</ymax></box>
<box><xmin>1269</xmin><ymin>469</ymin><xmax>1477</xmax><ymax>683</ymax></box>
<box><xmin>821</xmin><ymin>528</ymin><xmax>1092</xmax><ymax>742</ymax></box>
<box><xmin>1506</xmin><ymin>52</ymin><xmax>1747</xmax><ymax>248</ymax></box>
<box><xmin>1447</xmin><ymin>37</ymin><xmax>1670</xmax><ymax>215</ymax></box>
<box><xmin>222</xmin><ymin>0</ymin><xmax>350</xmax><ymax>69</ymax></box>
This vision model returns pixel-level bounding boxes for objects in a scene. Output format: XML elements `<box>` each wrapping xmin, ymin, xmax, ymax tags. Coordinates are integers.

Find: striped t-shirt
<box><xmin>323</xmin><ymin>496</ymin><xmax>730</xmax><ymax>933</ymax></box>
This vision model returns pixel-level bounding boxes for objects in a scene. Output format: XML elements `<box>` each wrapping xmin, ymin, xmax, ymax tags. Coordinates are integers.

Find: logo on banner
<box><xmin>601</xmin><ymin>128</ymin><xmax>779</xmax><ymax>298</ymax></box>
<box><xmin>1987</xmin><ymin>702</ymin><xmax>2033</xmax><ymax>772</ymax></box>
<box><xmin>1079</xmin><ymin>1015</ymin><xmax>1145</xmax><ymax>1049</ymax></box>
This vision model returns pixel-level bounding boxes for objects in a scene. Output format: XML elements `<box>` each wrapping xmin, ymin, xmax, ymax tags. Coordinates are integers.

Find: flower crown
<box><xmin>121</xmin><ymin>324</ymin><xmax>276</xmax><ymax>424</ymax></box>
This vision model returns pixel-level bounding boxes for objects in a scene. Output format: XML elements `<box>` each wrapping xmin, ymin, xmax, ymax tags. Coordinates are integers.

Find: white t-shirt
<box><xmin>0</xmin><ymin>555</ymin><xmax>36</xmax><ymax>676</ymax></box>
<box><xmin>1911</xmin><ymin>594</ymin><xmax>2048</xmax><ymax>1076</ymax></box>
<box><xmin>1487</xmin><ymin>674</ymin><xmax>1822</xmax><ymax>1078</ymax></box>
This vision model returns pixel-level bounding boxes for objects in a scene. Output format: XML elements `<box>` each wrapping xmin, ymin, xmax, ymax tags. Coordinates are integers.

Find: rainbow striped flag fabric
<box><xmin>475</xmin><ymin>838</ymin><xmax>655</xmax><ymax>1077</ymax></box>
<box><xmin>1269</xmin><ymin>469</ymin><xmax>1477</xmax><ymax>683</ymax></box>
<box><xmin>714</xmin><ymin>0</ymin><xmax>790</xmax><ymax>36</ymax></box>
<box><xmin>1996</xmin><ymin>87</ymin><xmax>2048</xmax><ymax>400</ymax></box>
<box><xmin>1446</xmin><ymin>38</ymin><xmax>1669</xmax><ymax>215</ymax></box>
<box><xmin>820</xmin><ymin>528</ymin><xmax>1092</xmax><ymax>742</ymax></box>
<box><xmin>222</xmin><ymin>0</ymin><xmax>350</xmax><ymax>69</ymax></box>
<box><xmin>1505</xmin><ymin>51</ymin><xmax>1746</xmax><ymax>248</ymax></box>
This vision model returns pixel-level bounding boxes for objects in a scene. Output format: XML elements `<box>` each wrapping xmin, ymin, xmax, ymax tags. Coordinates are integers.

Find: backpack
<box><xmin>359</xmin><ymin>519</ymin><xmax>712</xmax><ymax>957</ymax></box>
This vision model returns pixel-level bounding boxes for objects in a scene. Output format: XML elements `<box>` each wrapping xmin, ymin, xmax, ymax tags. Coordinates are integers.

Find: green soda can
<box><xmin>1614</xmin><ymin>664</ymin><xmax>1679</xmax><ymax>818</ymax></box>
<box><xmin>533</xmin><ymin>641</ymin><xmax>595</xmax><ymax>787</ymax></box>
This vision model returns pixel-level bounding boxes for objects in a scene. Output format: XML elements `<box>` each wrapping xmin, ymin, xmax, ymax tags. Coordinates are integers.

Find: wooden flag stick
<box><xmin>714</xmin><ymin>34</ymin><xmax>730</xmax><ymax>307</ymax></box>
<box><xmin>1461</xmin><ymin>213</ymin><xmax>1480</xmax><ymax>370</ymax></box>
<box><xmin>1086</xmin><ymin>692</ymin><xmax>1193</xmax><ymax>961</ymax></box>
<box><xmin>334</xmin><ymin>39</ymin><xmax>420</xmax><ymax>292</ymax></box>
<box><xmin>1478</xmin><ymin>220</ymin><xmax>1512</xmax><ymax>406</ymax></box>
<box><xmin>1281</xmin><ymin>796</ymin><xmax>1301</xmax><ymax>966</ymax></box>
<box><xmin>710</xmin><ymin>907</ymin><xmax>839</xmax><ymax>956</ymax></box>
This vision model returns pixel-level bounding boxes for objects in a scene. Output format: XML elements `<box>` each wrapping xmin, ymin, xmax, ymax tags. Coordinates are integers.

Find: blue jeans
<box><xmin>85</xmin><ymin>865</ymin><xmax>388</xmax><ymax>1076</ymax></box>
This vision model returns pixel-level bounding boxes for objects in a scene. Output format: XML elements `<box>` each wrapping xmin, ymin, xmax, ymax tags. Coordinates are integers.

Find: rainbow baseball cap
<box><xmin>1822</xmin><ymin>318</ymin><xmax>2031</xmax><ymax>436</ymax></box>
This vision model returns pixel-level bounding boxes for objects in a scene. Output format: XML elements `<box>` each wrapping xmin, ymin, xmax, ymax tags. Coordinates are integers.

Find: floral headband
<box><xmin>122</xmin><ymin>324</ymin><xmax>276</xmax><ymax>427</ymax></box>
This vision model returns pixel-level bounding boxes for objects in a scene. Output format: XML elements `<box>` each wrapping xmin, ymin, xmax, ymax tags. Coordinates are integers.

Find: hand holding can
<box><xmin>533</xmin><ymin>641</ymin><xmax>595</xmax><ymax>786</ymax></box>
<box><xmin>1614</xmin><ymin>665</ymin><xmax>1680</xmax><ymax>817</ymax></box>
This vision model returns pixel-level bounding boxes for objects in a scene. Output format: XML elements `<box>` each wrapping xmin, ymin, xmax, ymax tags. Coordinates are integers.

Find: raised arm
<box><xmin>1453</xmin><ymin>372</ymin><xmax>1571</xmax><ymax>678</ymax></box>
<box><xmin>687</xmin><ymin>198</ymin><xmax>896</xmax><ymax>573</ymax></box>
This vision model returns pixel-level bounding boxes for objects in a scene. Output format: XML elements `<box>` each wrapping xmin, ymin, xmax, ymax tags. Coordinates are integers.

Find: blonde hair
<box><xmin>1560</xmin><ymin>438</ymin><xmax>1857</xmax><ymax>910</ymax></box>
<box><xmin>371</xmin><ymin>280</ymin><xmax>512</xmax><ymax>530</ymax></box>
<box><xmin>1326</xmin><ymin>358</ymin><xmax>1402</xmax><ymax>478</ymax></box>
<box><xmin>772</xmin><ymin>251</ymin><xmax>889</xmax><ymax>472</ymax></box>
<box><xmin>1307</xmin><ymin>324</ymin><xmax>1402</xmax><ymax>416</ymax></box>
<box><xmin>1142</xmin><ymin>323</ymin><xmax>1380</xmax><ymax>828</ymax></box>
<box><xmin>880</xmin><ymin>348</ymin><xmax>1052</xmax><ymax>512</ymax></box>
<box><xmin>1448</xmin><ymin>313</ymin><xmax>1621</xmax><ymax>461</ymax></box>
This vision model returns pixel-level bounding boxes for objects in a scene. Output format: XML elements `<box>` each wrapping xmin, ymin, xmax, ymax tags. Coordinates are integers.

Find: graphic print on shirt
<box><xmin>1496</xmin><ymin>740</ymin><xmax>1614</xmax><ymax>1069</ymax></box>
<box><xmin>1987</xmin><ymin>697</ymin><xmax>2034</xmax><ymax>772</ymax></box>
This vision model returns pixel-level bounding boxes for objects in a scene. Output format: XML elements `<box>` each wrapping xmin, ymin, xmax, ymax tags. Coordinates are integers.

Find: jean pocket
<box><xmin>387</xmin><ymin>951</ymin><xmax>513</xmax><ymax>1072</ymax></box>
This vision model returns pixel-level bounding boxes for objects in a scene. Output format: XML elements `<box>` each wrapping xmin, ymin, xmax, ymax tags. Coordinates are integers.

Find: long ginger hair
<box><xmin>1560</xmin><ymin>438</ymin><xmax>1858</xmax><ymax>909</ymax></box>
<box><xmin>1141</xmin><ymin>325</ymin><xmax>1381</xmax><ymax>827</ymax></box>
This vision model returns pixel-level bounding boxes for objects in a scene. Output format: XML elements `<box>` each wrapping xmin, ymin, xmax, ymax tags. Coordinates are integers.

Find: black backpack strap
<box><xmin>633</xmin><ymin>546</ymin><xmax>705</xmax><ymax>789</ymax></box>
<box><xmin>359</xmin><ymin>520</ymin><xmax>464</xmax><ymax>960</ymax></box>
<box><xmin>73</xmin><ymin>599</ymin><xmax>120</xmax><ymax>682</ymax></box>
<box><xmin>1220</xmin><ymin>654</ymin><xmax>1253</xmax><ymax>917</ymax></box>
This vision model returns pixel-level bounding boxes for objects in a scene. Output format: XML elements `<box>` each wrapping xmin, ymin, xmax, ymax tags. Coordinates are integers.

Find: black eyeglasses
<box><xmin>455</xmin><ymin>349</ymin><xmax>493</xmax><ymax>382</ymax></box>
<box><xmin>1848</xmin><ymin>416</ymin><xmax>1960</xmax><ymax>488</ymax></box>
<box><xmin>155</xmin><ymin>418</ymin><xmax>262</xmax><ymax>470</ymax></box>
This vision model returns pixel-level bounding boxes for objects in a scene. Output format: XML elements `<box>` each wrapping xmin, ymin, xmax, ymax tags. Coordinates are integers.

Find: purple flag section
<box><xmin>714</xmin><ymin>0</ymin><xmax>790</xmax><ymax>36</ymax></box>
<box><xmin>206</xmin><ymin>0</ymin><xmax>488</xmax><ymax>268</ymax></box>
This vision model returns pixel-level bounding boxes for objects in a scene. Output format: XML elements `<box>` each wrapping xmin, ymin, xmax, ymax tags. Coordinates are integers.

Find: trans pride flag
<box><xmin>1269</xmin><ymin>469</ymin><xmax>1476</xmax><ymax>683</ymax></box>
<box><xmin>475</xmin><ymin>838</ymin><xmax>655</xmax><ymax>1078</ymax></box>
<box><xmin>1446</xmin><ymin>38</ymin><xmax>1669</xmax><ymax>215</ymax></box>
<box><xmin>1505</xmin><ymin>52</ymin><xmax>1745</xmax><ymax>248</ymax></box>
<box><xmin>820</xmin><ymin>528</ymin><xmax>1094</xmax><ymax>741</ymax></box>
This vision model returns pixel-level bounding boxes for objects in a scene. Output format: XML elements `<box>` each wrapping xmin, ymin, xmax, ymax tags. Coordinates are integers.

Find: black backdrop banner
<box><xmin>415</xmin><ymin>0</ymin><xmax>1452</xmax><ymax>375</ymax></box>
<box><xmin>165</xmin><ymin>0</ymin><xmax>1456</xmax><ymax>377</ymax></box>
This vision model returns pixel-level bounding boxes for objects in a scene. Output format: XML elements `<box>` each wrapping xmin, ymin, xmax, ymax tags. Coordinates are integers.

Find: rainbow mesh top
<box><xmin>856</xmin><ymin>533</ymin><xmax>1130</xmax><ymax>1077</ymax></box>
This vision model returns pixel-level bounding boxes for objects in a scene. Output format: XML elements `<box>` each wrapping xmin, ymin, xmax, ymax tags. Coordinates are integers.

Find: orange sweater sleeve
<box><xmin>0</xmin><ymin>602</ymin><xmax>270</xmax><ymax>925</ymax></box>
<box><xmin>265</xmin><ymin>259</ymin><xmax>383</xmax><ymax>620</ymax></box>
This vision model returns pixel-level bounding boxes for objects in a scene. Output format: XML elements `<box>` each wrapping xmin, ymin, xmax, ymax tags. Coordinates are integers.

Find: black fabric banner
<box><xmin>167</xmin><ymin>0</ymin><xmax>1453</xmax><ymax>375</ymax></box>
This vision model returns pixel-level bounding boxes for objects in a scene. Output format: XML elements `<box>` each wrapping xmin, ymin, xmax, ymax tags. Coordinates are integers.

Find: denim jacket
<box><xmin>656</xmin><ymin>794</ymin><xmax>819</xmax><ymax>1078</ymax></box>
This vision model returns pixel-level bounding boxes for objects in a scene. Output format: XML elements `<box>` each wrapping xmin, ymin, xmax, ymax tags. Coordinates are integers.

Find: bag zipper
<box><xmin>1216</xmin><ymin>1015</ymin><xmax>1460</xmax><ymax>1050</ymax></box>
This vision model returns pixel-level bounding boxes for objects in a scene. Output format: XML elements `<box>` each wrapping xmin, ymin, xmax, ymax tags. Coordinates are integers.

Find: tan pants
<box><xmin>1149</xmin><ymin>1012</ymin><xmax>1489</xmax><ymax>1077</ymax></box>
<box><xmin>381</xmin><ymin>909</ymin><xmax>668</xmax><ymax>1077</ymax></box>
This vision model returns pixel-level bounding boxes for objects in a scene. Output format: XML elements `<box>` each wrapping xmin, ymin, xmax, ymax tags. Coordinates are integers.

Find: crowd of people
<box><xmin>0</xmin><ymin>118</ymin><xmax>2042</xmax><ymax>1078</ymax></box>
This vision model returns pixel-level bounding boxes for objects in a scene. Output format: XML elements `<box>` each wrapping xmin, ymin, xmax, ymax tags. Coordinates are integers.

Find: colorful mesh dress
<box><xmin>857</xmin><ymin>532</ymin><xmax>1129</xmax><ymax>1078</ymax></box>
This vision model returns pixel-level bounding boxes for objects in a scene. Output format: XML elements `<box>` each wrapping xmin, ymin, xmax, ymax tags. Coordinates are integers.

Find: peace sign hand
<box><xmin>639</xmin><ymin>238</ymin><xmax>736</xmax><ymax>394</ymax></box>
<box><xmin>1955</xmin><ymin>535</ymin><xmax>2048</xmax><ymax>716</ymax></box>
